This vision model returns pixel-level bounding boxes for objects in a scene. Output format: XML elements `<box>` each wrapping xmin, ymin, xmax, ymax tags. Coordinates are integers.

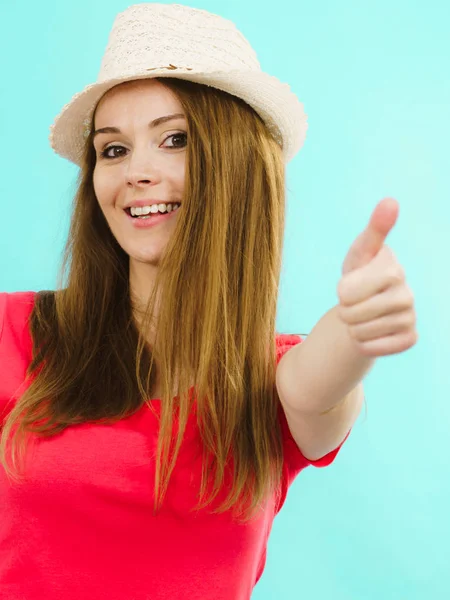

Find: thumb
<box><xmin>342</xmin><ymin>197</ymin><xmax>399</xmax><ymax>275</ymax></box>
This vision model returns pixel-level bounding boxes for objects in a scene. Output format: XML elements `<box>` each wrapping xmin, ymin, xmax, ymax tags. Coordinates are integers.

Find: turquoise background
<box><xmin>1</xmin><ymin>1</ymin><xmax>449</xmax><ymax>598</ymax></box>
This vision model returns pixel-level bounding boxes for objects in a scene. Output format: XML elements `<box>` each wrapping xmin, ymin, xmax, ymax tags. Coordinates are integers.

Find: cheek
<box><xmin>92</xmin><ymin>168</ymin><xmax>102</xmax><ymax>199</ymax></box>
<box><xmin>93</xmin><ymin>168</ymin><xmax>117</xmax><ymax>208</ymax></box>
<box><xmin>175</xmin><ymin>159</ymin><xmax>186</xmax><ymax>191</ymax></box>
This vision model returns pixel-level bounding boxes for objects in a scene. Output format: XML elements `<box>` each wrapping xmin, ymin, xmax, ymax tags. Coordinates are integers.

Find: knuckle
<box><xmin>408</xmin><ymin>330</ymin><xmax>419</xmax><ymax>346</ymax></box>
<box><xmin>349</xmin><ymin>323</ymin><xmax>363</xmax><ymax>339</ymax></box>
<box><xmin>387</xmin><ymin>264</ymin><xmax>405</xmax><ymax>285</ymax></box>
<box><xmin>399</xmin><ymin>285</ymin><xmax>415</xmax><ymax>309</ymax></box>
<box><xmin>337</xmin><ymin>280</ymin><xmax>350</xmax><ymax>304</ymax></box>
<box><xmin>405</xmin><ymin>286</ymin><xmax>415</xmax><ymax>304</ymax></box>
<box><xmin>403</xmin><ymin>311</ymin><xmax>416</xmax><ymax>328</ymax></box>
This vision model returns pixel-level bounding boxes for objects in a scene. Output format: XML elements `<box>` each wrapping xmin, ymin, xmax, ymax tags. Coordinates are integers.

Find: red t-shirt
<box><xmin>0</xmin><ymin>291</ymin><xmax>350</xmax><ymax>600</ymax></box>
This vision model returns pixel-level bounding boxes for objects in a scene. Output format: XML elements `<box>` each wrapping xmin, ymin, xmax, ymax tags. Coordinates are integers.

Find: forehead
<box><xmin>94</xmin><ymin>79</ymin><xmax>183</xmax><ymax>125</ymax></box>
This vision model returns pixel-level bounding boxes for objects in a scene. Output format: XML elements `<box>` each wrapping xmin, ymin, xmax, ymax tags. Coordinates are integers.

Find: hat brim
<box><xmin>49</xmin><ymin>69</ymin><xmax>308</xmax><ymax>165</ymax></box>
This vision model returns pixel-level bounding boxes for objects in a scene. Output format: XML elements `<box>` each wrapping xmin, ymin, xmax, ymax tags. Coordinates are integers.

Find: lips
<box><xmin>123</xmin><ymin>204</ymin><xmax>179</xmax><ymax>228</ymax></box>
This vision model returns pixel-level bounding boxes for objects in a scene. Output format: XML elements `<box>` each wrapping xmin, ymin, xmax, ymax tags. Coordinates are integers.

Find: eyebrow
<box><xmin>93</xmin><ymin>113</ymin><xmax>186</xmax><ymax>140</ymax></box>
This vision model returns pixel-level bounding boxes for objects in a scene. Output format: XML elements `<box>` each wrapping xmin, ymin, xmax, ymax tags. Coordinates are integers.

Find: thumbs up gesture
<box><xmin>337</xmin><ymin>198</ymin><xmax>418</xmax><ymax>357</ymax></box>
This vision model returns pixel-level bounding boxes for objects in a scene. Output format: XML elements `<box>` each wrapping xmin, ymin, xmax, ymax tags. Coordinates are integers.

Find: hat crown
<box><xmin>98</xmin><ymin>3</ymin><xmax>261</xmax><ymax>82</ymax></box>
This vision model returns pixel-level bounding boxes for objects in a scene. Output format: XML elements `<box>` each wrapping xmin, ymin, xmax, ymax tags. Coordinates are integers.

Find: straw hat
<box><xmin>49</xmin><ymin>2</ymin><xmax>308</xmax><ymax>166</ymax></box>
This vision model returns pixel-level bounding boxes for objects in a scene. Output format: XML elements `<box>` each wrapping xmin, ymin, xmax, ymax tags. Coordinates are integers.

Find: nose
<box><xmin>127</xmin><ymin>170</ymin><xmax>162</xmax><ymax>188</ymax></box>
<box><xmin>127</xmin><ymin>176</ymin><xmax>153</xmax><ymax>187</ymax></box>
<box><xmin>126</xmin><ymin>153</ymin><xmax>163</xmax><ymax>188</ymax></box>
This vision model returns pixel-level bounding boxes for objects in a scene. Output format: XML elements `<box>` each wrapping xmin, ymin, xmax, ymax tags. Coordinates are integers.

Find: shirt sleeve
<box><xmin>274</xmin><ymin>333</ymin><xmax>351</xmax><ymax>513</ymax></box>
<box><xmin>0</xmin><ymin>291</ymin><xmax>37</xmax><ymax>424</ymax></box>
<box><xmin>0</xmin><ymin>292</ymin><xmax>6</xmax><ymax>345</ymax></box>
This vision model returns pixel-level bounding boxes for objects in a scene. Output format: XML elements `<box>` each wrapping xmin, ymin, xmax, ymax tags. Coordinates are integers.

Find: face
<box><xmin>92</xmin><ymin>79</ymin><xmax>186</xmax><ymax>307</ymax></box>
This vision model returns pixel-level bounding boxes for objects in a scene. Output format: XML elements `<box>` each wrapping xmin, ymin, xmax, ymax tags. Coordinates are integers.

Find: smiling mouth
<box><xmin>123</xmin><ymin>205</ymin><xmax>181</xmax><ymax>226</ymax></box>
<box><xmin>124</xmin><ymin>205</ymin><xmax>181</xmax><ymax>218</ymax></box>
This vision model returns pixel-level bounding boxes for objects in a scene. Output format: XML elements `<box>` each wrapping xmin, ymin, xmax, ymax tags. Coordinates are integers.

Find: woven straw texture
<box><xmin>49</xmin><ymin>3</ymin><xmax>308</xmax><ymax>165</ymax></box>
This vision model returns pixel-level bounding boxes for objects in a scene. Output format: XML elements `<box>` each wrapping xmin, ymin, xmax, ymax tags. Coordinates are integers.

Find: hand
<box><xmin>337</xmin><ymin>197</ymin><xmax>418</xmax><ymax>357</ymax></box>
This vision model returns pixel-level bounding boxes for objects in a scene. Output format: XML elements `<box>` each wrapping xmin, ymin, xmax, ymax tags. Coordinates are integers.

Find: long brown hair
<box><xmin>1</xmin><ymin>78</ymin><xmax>290</xmax><ymax>522</ymax></box>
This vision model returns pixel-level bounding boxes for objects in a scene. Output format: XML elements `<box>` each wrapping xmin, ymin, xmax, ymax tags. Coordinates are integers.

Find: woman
<box><xmin>0</xmin><ymin>4</ymin><xmax>417</xmax><ymax>600</ymax></box>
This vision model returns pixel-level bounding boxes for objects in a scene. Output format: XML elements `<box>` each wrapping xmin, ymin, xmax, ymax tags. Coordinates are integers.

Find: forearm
<box><xmin>277</xmin><ymin>304</ymin><xmax>376</xmax><ymax>414</ymax></box>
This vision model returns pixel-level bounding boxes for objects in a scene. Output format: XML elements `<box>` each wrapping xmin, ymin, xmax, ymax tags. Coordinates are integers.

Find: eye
<box><xmin>161</xmin><ymin>132</ymin><xmax>187</xmax><ymax>149</ymax></box>
<box><xmin>98</xmin><ymin>133</ymin><xmax>187</xmax><ymax>160</ymax></box>
<box><xmin>99</xmin><ymin>145</ymin><xmax>126</xmax><ymax>159</ymax></box>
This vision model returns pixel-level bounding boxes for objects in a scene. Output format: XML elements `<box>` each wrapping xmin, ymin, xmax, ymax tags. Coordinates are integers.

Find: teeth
<box><xmin>130</xmin><ymin>203</ymin><xmax>180</xmax><ymax>217</ymax></box>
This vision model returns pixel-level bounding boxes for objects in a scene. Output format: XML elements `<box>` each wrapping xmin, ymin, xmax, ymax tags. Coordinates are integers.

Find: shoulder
<box><xmin>0</xmin><ymin>290</ymin><xmax>41</xmax><ymax>372</ymax></box>
<box><xmin>0</xmin><ymin>291</ymin><xmax>39</xmax><ymax>339</ymax></box>
<box><xmin>0</xmin><ymin>291</ymin><xmax>40</xmax><ymax>421</ymax></box>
